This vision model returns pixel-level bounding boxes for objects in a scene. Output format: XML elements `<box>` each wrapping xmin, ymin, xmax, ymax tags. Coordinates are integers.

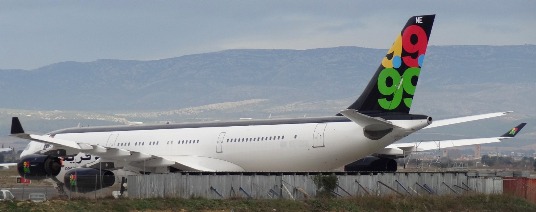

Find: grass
<box><xmin>1</xmin><ymin>194</ymin><xmax>535</xmax><ymax>212</ymax></box>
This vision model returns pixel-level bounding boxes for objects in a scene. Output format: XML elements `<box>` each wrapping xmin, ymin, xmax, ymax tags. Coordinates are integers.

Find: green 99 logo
<box><xmin>378</xmin><ymin>24</ymin><xmax>428</xmax><ymax>110</ymax></box>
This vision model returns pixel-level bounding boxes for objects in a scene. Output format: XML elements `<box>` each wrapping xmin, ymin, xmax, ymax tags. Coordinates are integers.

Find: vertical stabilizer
<box><xmin>347</xmin><ymin>15</ymin><xmax>435</xmax><ymax>114</ymax></box>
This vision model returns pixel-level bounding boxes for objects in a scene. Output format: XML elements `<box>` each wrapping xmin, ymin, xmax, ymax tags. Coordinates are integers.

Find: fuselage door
<box><xmin>216</xmin><ymin>132</ymin><xmax>226</xmax><ymax>153</ymax></box>
<box><xmin>313</xmin><ymin>123</ymin><xmax>327</xmax><ymax>148</ymax></box>
<box><xmin>106</xmin><ymin>133</ymin><xmax>119</xmax><ymax>147</ymax></box>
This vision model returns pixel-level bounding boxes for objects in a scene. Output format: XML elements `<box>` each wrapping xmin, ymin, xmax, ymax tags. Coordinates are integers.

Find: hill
<box><xmin>0</xmin><ymin>45</ymin><xmax>534</xmax><ymax>151</ymax></box>
<box><xmin>0</xmin><ymin>45</ymin><xmax>534</xmax><ymax>112</ymax></box>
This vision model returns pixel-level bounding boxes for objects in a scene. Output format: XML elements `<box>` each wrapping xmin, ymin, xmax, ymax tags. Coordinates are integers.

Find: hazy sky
<box><xmin>1</xmin><ymin>1</ymin><xmax>534</xmax><ymax>70</ymax></box>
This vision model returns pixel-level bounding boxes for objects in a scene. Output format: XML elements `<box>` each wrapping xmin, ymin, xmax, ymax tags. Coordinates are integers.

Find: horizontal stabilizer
<box><xmin>339</xmin><ymin>109</ymin><xmax>398</xmax><ymax>130</ymax></box>
<box><xmin>424</xmin><ymin>111</ymin><xmax>511</xmax><ymax>129</ymax></box>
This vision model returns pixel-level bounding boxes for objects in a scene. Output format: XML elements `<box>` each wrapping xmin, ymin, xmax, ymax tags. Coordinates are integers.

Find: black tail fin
<box><xmin>347</xmin><ymin>15</ymin><xmax>435</xmax><ymax>114</ymax></box>
<box><xmin>500</xmin><ymin>123</ymin><xmax>526</xmax><ymax>137</ymax></box>
<box><xmin>11</xmin><ymin>117</ymin><xmax>25</xmax><ymax>134</ymax></box>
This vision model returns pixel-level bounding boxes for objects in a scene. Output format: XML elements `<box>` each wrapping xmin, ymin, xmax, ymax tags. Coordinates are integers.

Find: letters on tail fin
<box><xmin>346</xmin><ymin>15</ymin><xmax>435</xmax><ymax>115</ymax></box>
<box><xmin>500</xmin><ymin>123</ymin><xmax>526</xmax><ymax>137</ymax></box>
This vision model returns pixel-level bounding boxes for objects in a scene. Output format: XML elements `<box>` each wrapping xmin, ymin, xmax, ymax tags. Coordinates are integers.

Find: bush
<box><xmin>312</xmin><ymin>174</ymin><xmax>338</xmax><ymax>198</ymax></box>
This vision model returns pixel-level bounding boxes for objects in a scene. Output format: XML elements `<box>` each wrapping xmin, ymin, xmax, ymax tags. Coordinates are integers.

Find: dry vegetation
<box><xmin>0</xmin><ymin>194</ymin><xmax>535</xmax><ymax>212</ymax></box>
<box><xmin>2</xmin><ymin>167</ymin><xmax>536</xmax><ymax>211</ymax></box>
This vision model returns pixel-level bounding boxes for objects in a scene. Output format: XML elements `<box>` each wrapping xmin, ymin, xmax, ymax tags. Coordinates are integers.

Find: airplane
<box><xmin>0</xmin><ymin>163</ymin><xmax>16</xmax><ymax>170</ymax></box>
<box><xmin>345</xmin><ymin>123</ymin><xmax>527</xmax><ymax>171</ymax></box>
<box><xmin>0</xmin><ymin>147</ymin><xmax>13</xmax><ymax>153</ymax></box>
<box><xmin>6</xmin><ymin>14</ymin><xmax>512</xmax><ymax>193</ymax></box>
<box><xmin>0</xmin><ymin>147</ymin><xmax>15</xmax><ymax>170</ymax></box>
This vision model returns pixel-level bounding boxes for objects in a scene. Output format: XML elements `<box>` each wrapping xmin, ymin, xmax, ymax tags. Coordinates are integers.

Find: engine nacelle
<box><xmin>64</xmin><ymin>168</ymin><xmax>115</xmax><ymax>193</ymax></box>
<box><xmin>17</xmin><ymin>154</ymin><xmax>62</xmax><ymax>180</ymax></box>
<box><xmin>344</xmin><ymin>156</ymin><xmax>397</xmax><ymax>172</ymax></box>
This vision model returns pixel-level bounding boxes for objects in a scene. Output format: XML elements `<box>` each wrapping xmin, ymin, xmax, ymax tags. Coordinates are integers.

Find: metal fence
<box><xmin>503</xmin><ymin>177</ymin><xmax>536</xmax><ymax>203</ymax></box>
<box><xmin>127</xmin><ymin>172</ymin><xmax>505</xmax><ymax>199</ymax></box>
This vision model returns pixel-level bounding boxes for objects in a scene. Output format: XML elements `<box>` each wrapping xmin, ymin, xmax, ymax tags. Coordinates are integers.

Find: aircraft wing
<box><xmin>159</xmin><ymin>156</ymin><xmax>245</xmax><ymax>172</ymax></box>
<box><xmin>11</xmin><ymin>117</ymin><xmax>243</xmax><ymax>172</ymax></box>
<box><xmin>376</xmin><ymin>123</ymin><xmax>526</xmax><ymax>158</ymax></box>
<box><xmin>0</xmin><ymin>148</ymin><xmax>13</xmax><ymax>153</ymax></box>
<box><xmin>14</xmin><ymin>136</ymin><xmax>243</xmax><ymax>172</ymax></box>
<box><xmin>424</xmin><ymin>111</ymin><xmax>512</xmax><ymax>129</ymax></box>
<box><xmin>0</xmin><ymin>163</ymin><xmax>17</xmax><ymax>170</ymax></box>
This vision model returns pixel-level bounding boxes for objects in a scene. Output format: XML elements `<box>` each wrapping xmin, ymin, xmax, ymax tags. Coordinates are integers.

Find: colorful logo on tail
<box><xmin>509</xmin><ymin>127</ymin><xmax>519</xmax><ymax>136</ymax></box>
<box><xmin>377</xmin><ymin>16</ymin><xmax>431</xmax><ymax>111</ymax></box>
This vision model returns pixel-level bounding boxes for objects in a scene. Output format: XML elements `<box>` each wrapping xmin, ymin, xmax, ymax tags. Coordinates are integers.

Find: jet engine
<box><xmin>63</xmin><ymin>168</ymin><xmax>115</xmax><ymax>193</ymax></box>
<box><xmin>17</xmin><ymin>154</ymin><xmax>62</xmax><ymax>180</ymax></box>
<box><xmin>344</xmin><ymin>156</ymin><xmax>397</xmax><ymax>172</ymax></box>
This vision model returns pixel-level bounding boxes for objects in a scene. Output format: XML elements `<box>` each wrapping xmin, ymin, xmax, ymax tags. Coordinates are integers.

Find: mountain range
<box><xmin>0</xmin><ymin>45</ymin><xmax>534</xmax><ymax>151</ymax></box>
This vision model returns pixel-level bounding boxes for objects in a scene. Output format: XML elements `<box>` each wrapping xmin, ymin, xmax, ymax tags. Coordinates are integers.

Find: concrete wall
<box><xmin>127</xmin><ymin>172</ymin><xmax>504</xmax><ymax>199</ymax></box>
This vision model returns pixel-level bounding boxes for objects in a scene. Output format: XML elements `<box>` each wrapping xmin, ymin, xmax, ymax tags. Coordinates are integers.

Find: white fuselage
<box><xmin>45</xmin><ymin>116</ymin><xmax>430</xmax><ymax>172</ymax></box>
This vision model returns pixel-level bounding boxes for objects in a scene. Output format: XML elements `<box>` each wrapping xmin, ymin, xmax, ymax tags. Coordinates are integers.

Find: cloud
<box><xmin>0</xmin><ymin>1</ymin><xmax>534</xmax><ymax>69</ymax></box>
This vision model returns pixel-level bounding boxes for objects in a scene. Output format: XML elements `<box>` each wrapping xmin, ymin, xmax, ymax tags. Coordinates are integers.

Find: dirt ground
<box><xmin>0</xmin><ymin>167</ymin><xmax>54</xmax><ymax>187</ymax></box>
